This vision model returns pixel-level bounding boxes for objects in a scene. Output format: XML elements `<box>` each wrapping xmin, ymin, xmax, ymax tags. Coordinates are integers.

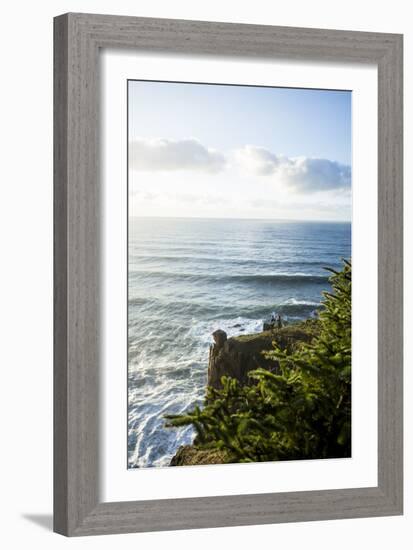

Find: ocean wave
<box><xmin>129</xmin><ymin>270</ymin><xmax>329</xmax><ymax>285</ymax></box>
<box><xmin>128</xmin><ymin>295</ymin><xmax>321</xmax><ymax>320</ymax></box>
<box><xmin>282</xmin><ymin>298</ymin><xmax>321</xmax><ymax>306</ymax></box>
<box><xmin>130</xmin><ymin>253</ymin><xmax>332</xmax><ymax>268</ymax></box>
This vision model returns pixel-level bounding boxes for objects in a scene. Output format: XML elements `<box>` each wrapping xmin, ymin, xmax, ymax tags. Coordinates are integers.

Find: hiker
<box><xmin>277</xmin><ymin>314</ymin><xmax>283</xmax><ymax>329</ymax></box>
<box><xmin>270</xmin><ymin>311</ymin><xmax>276</xmax><ymax>323</ymax></box>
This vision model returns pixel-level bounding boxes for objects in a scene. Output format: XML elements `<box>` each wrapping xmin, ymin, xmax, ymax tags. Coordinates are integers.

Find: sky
<box><xmin>128</xmin><ymin>80</ymin><xmax>352</xmax><ymax>221</ymax></box>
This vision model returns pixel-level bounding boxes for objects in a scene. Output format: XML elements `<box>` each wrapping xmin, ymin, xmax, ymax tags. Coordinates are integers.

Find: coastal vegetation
<box><xmin>166</xmin><ymin>260</ymin><xmax>352</xmax><ymax>465</ymax></box>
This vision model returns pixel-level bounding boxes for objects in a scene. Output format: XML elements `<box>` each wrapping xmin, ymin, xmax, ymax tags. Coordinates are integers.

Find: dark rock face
<box><xmin>207</xmin><ymin>331</ymin><xmax>277</xmax><ymax>390</ymax></box>
<box><xmin>207</xmin><ymin>321</ymin><xmax>320</xmax><ymax>391</ymax></box>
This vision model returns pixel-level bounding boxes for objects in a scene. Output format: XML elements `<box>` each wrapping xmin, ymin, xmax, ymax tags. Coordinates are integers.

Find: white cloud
<box><xmin>232</xmin><ymin>146</ymin><xmax>282</xmax><ymax>175</ymax></box>
<box><xmin>129</xmin><ymin>138</ymin><xmax>226</xmax><ymax>174</ymax></box>
<box><xmin>129</xmin><ymin>138</ymin><xmax>351</xmax><ymax>194</ymax></box>
<box><xmin>233</xmin><ymin>145</ymin><xmax>351</xmax><ymax>191</ymax></box>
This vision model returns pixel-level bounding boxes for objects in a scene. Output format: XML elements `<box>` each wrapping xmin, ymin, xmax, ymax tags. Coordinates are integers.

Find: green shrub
<box><xmin>166</xmin><ymin>260</ymin><xmax>351</xmax><ymax>463</ymax></box>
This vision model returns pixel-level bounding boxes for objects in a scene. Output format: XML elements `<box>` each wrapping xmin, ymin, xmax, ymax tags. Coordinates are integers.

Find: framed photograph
<box><xmin>54</xmin><ymin>13</ymin><xmax>403</xmax><ymax>536</ymax></box>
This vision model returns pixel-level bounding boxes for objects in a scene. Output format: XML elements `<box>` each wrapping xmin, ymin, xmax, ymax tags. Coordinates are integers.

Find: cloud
<box><xmin>129</xmin><ymin>138</ymin><xmax>226</xmax><ymax>174</ymax></box>
<box><xmin>129</xmin><ymin>139</ymin><xmax>351</xmax><ymax>193</ymax></box>
<box><xmin>232</xmin><ymin>146</ymin><xmax>282</xmax><ymax>175</ymax></box>
<box><xmin>233</xmin><ymin>145</ymin><xmax>351</xmax><ymax>191</ymax></box>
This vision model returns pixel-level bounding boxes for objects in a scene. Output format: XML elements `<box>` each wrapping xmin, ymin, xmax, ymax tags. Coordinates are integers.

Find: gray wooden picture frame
<box><xmin>54</xmin><ymin>13</ymin><xmax>403</xmax><ymax>536</ymax></box>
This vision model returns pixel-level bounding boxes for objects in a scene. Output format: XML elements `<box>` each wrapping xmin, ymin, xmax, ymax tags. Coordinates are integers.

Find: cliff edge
<box><xmin>208</xmin><ymin>320</ymin><xmax>319</xmax><ymax>390</ymax></box>
<box><xmin>170</xmin><ymin>319</ymin><xmax>320</xmax><ymax>466</ymax></box>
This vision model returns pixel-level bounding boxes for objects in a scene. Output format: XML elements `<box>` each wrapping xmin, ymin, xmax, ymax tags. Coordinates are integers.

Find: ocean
<box><xmin>127</xmin><ymin>217</ymin><xmax>351</xmax><ymax>468</ymax></box>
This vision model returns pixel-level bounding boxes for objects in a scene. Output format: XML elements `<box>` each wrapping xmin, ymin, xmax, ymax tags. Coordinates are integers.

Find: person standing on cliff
<box><xmin>277</xmin><ymin>314</ymin><xmax>283</xmax><ymax>329</ymax></box>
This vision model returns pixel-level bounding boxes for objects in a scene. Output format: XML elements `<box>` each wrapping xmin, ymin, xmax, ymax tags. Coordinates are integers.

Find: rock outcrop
<box><xmin>208</xmin><ymin>330</ymin><xmax>276</xmax><ymax>390</ymax></box>
<box><xmin>170</xmin><ymin>445</ymin><xmax>229</xmax><ymax>466</ymax></box>
<box><xmin>207</xmin><ymin>320</ymin><xmax>320</xmax><ymax>390</ymax></box>
<box><xmin>169</xmin><ymin>320</ymin><xmax>321</xmax><ymax>466</ymax></box>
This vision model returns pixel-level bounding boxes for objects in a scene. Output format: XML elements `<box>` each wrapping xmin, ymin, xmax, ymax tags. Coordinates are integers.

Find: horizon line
<box><xmin>128</xmin><ymin>215</ymin><xmax>351</xmax><ymax>223</ymax></box>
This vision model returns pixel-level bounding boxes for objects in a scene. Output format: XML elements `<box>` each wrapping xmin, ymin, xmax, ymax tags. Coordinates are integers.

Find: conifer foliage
<box><xmin>166</xmin><ymin>260</ymin><xmax>352</xmax><ymax>463</ymax></box>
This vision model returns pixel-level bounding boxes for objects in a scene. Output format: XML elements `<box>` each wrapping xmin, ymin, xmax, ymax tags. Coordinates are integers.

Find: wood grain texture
<box><xmin>53</xmin><ymin>13</ymin><xmax>403</xmax><ymax>536</ymax></box>
<box><xmin>53</xmin><ymin>14</ymin><xmax>69</xmax><ymax>536</ymax></box>
<box><xmin>377</xmin><ymin>33</ymin><xmax>403</xmax><ymax>508</ymax></box>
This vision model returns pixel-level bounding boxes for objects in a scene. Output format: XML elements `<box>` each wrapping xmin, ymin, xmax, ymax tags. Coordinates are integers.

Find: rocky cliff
<box><xmin>208</xmin><ymin>321</ymin><xmax>319</xmax><ymax>390</ymax></box>
<box><xmin>170</xmin><ymin>319</ymin><xmax>320</xmax><ymax>466</ymax></box>
<box><xmin>207</xmin><ymin>329</ymin><xmax>276</xmax><ymax>390</ymax></box>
